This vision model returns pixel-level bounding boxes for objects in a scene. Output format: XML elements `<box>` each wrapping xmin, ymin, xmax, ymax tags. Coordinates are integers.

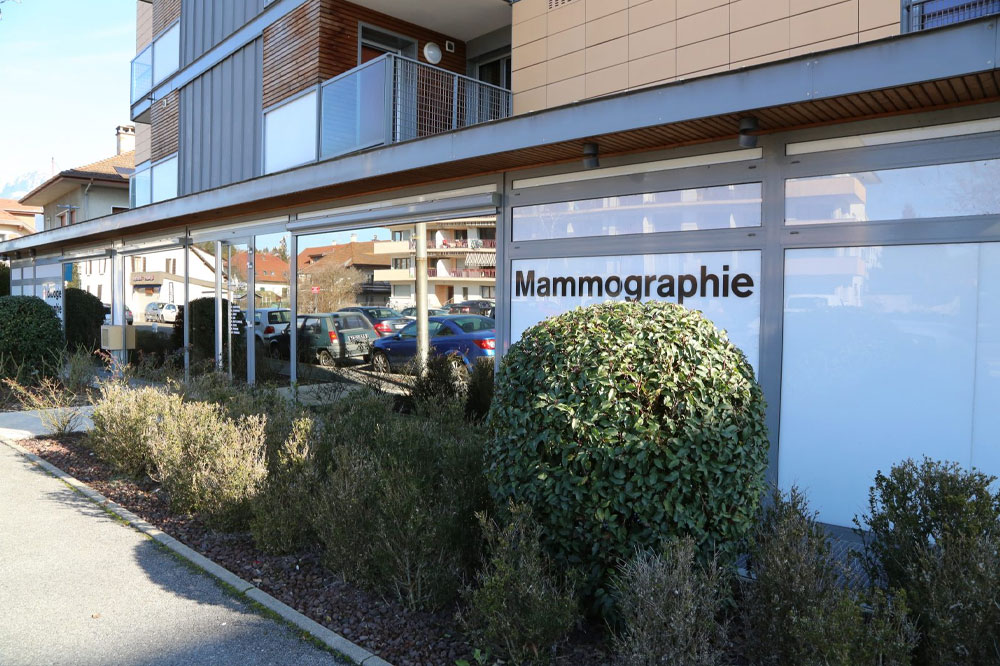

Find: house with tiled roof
<box><xmin>297</xmin><ymin>239</ymin><xmax>391</xmax><ymax>306</ymax></box>
<box><xmin>228</xmin><ymin>250</ymin><xmax>291</xmax><ymax>306</ymax></box>
<box><xmin>20</xmin><ymin>126</ymin><xmax>135</xmax><ymax>230</ymax></box>
<box><xmin>0</xmin><ymin>199</ymin><xmax>40</xmax><ymax>242</ymax></box>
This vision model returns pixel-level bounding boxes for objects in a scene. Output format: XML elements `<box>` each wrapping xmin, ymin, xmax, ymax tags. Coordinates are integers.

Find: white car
<box><xmin>159</xmin><ymin>303</ymin><xmax>180</xmax><ymax>323</ymax></box>
<box><xmin>253</xmin><ymin>307</ymin><xmax>291</xmax><ymax>348</ymax></box>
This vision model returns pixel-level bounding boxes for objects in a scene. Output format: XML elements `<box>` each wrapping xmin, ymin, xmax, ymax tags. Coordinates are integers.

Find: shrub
<box><xmin>743</xmin><ymin>487</ymin><xmax>916</xmax><ymax>666</ymax></box>
<box><xmin>88</xmin><ymin>381</ymin><xmax>179</xmax><ymax>478</ymax></box>
<box><xmin>3</xmin><ymin>376</ymin><xmax>83</xmax><ymax>437</ymax></box>
<box><xmin>151</xmin><ymin>400</ymin><xmax>267</xmax><ymax>528</ymax></box>
<box><xmin>251</xmin><ymin>416</ymin><xmax>318</xmax><ymax>554</ymax></box>
<box><xmin>460</xmin><ymin>504</ymin><xmax>579</xmax><ymax>665</ymax></box>
<box><xmin>310</xmin><ymin>392</ymin><xmax>490</xmax><ymax>611</ymax></box>
<box><xmin>0</xmin><ymin>296</ymin><xmax>63</xmax><ymax>379</ymax></box>
<box><xmin>464</xmin><ymin>357</ymin><xmax>494</xmax><ymax>422</ymax></box>
<box><xmin>612</xmin><ymin>537</ymin><xmax>729</xmax><ymax>666</ymax></box>
<box><xmin>410</xmin><ymin>352</ymin><xmax>465</xmax><ymax>407</ymax></box>
<box><xmin>64</xmin><ymin>347</ymin><xmax>98</xmax><ymax>394</ymax></box>
<box><xmin>171</xmin><ymin>297</ymin><xmax>241</xmax><ymax>366</ymax></box>
<box><xmin>64</xmin><ymin>288</ymin><xmax>105</xmax><ymax>351</ymax></box>
<box><xmin>0</xmin><ymin>263</ymin><xmax>9</xmax><ymax>297</ymax></box>
<box><xmin>857</xmin><ymin>458</ymin><xmax>1000</xmax><ymax>665</ymax></box>
<box><xmin>486</xmin><ymin>301</ymin><xmax>769</xmax><ymax>606</ymax></box>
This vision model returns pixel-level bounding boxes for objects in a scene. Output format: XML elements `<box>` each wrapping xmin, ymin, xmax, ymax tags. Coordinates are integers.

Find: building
<box><xmin>0</xmin><ymin>200</ymin><xmax>39</xmax><ymax>242</ymax></box>
<box><xmin>297</xmin><ymin>239</ymin><xmax>391</xmax><ymax>308</ymax></box>
<box><xmin>4</xmin><ymin>0</ymin><xmax>1000</xmax><ymax>530</ymax></box>
<box><xmin>20</xmin><ymin>126</ymin><xmax>135</xmax><ymax>230</ymax></box>
<box><xmin>375</xmin><ymin>218</ymin><xmax>497</xmax><ymax>308</ymax></box>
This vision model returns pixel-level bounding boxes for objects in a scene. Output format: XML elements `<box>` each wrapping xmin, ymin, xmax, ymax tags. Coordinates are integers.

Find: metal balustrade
<box><xmin>903</xmin><ymin>0</ymin><xmax>1000</xmax><ymax>32</ymax></box>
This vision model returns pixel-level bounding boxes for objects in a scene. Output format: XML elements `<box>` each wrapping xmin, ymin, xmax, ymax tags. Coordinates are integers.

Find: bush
<box><xmin>612</xmin><ymin>537</ymin><xmax>729</xmax><ymax>666</ymax></box>
<box><xmin>460</xmin><ymin>504</ymin><xmax>579</xmax><ymax>665</ymax></box>
<box><xmin>4</xmin><ymin>376</ymin><xmax>83</xmax><ymax>437</ymax></box>
<box><xmin>310</xmin><ymin>392</ymin><xmax>490</xmax><ymax>611</ymax></box>
<box><xmin>410</xmin><ymin>352</ymin><xmax>466</xmax><ymax>407</ymax></box>
<box><xmin>0</xmin><ymin>263</ymin><xmax>9</xmax><ymax>297</ymax></box>
<box><xmin>88</xmin><ymin>381</ymin><xmax>179</xmax><ymax>478</ymax></box>
<box><xmin>0</xmin><ymin>296</ymin><xmax>63</xmax><ymax>380</ymax></box>
<box><xmin>64</xmin><ymin>288</ymin><xmax>105</xmax><ymax>351</ymax></box>
<box><xmin>151</xmin><ymin>400</ymin><xmax>267</xmax><ymax>528</ymax></box>
<box><xmin>171</xmin><ymin>297</ymin><xmax>242</xmax><ymax>366</ymax></box>
<box><xmin>743</xmin><ymin>487</ymin><xmax>916</xmax><ymax>666</ymax></box>
<box><xmin>486</xmin><ymin>301</ymin><xmax>769</xmax><ymax>606</ymax></box>
<box><xmin>464</xmin><ymin>357</ymin><xmax>494</xmax><ymax>422</ymax></box>
<box><xmin>857</xmin><ymin>458</ymin><xmax>1000</xmax><ymax>665</ymax></box>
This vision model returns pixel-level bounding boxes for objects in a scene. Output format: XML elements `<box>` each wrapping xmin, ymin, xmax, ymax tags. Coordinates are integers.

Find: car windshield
<box><xmin>268</xmin><ymin>311</ymin><xmax>291</xmax><ymax>324</ymax></box>
<box><xmin>451</xmin><ymin>316</ymin><xmax>494</xmax><ymax>333</ymax></box>
<box><xmin>368</xmin><ymin>308</ymin><xmax>400</xmax><ymax>319</ymax></box>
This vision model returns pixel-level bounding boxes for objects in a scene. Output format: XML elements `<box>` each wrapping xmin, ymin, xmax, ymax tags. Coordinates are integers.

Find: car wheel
<box><xmin>449</xmin><ymin>355</ymin><xmax>470</xmax><ymax>381</ymax></box>
<box><xmin>318</xmin><ymin>350</ymin><xmax>335</xmax><ymax>368</ymax></box>
<box><xmin>371</xmin><ymin>351</ymin><xmax>390</xmax><ymax>374</ymax></box>
<box><xmin>268</xmin><ymin>342</ymin><xmax>281</xmax><ymax>359</ymax></box>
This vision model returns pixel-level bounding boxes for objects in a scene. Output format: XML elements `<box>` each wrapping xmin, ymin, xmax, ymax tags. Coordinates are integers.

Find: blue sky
<box><xmin>0</xmin><ymin>0</ymin><xmax>134</xmax><ymax>197</ymax></box>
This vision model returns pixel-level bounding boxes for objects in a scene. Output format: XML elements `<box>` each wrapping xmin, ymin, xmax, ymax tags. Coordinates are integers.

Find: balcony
<box><xmin>427</xmin><ymin>268</ymin><xmax>496</xmax><ymax>279</ymax></box>
<box><xmin>409</xmin><ymin>238</ymin><xmax>498</xmax><ymax>251</ymax></box>
<box><xmin>903</xmin><ymin>0</ymin><xmax>1000</xmax><ymax>32</ymax></box>
<box><xmin>264</xmin><ymin>53</ymin><xmax>511</xmax><ymax>174</ymax></box>
<box><xmin>130</xmin><ymin>22</ymin><xmax>180</xmax><ymax>103</ymax></box>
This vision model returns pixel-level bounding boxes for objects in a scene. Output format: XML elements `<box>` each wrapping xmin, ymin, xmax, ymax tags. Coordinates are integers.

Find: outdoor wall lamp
<box><xmin>738</xmin><ymin>117</ymin><xmax>760</xmax><ymax>148</ymax></box>
<box><xmin>583</xmin><ymin>142</ymin><xmax>600</xmax><ymax>169</ymax></box>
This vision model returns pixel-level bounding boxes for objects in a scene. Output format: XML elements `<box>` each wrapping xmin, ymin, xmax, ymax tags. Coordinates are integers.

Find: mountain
<box><xmin>0</xmin><ymin>171</ymin><xmax>47</xmax><ymax>200</ymax></box>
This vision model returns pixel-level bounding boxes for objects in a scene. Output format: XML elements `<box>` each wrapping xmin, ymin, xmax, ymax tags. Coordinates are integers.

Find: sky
<box><xmin>0</xmin><ymin>0</ymin><xmax>135</xmax><ymax>198</ymax></box>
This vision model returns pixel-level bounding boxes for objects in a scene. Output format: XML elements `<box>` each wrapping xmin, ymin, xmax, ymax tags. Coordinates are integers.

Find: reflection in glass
<box><xmin>123</xmin><ymin>247</ymin><xmax>191</xmax><ymax>370</ymax></box>
<box><xmin>785</xmin><ymin>159</ymin><xmax>1000</xmax><ymax>225</ymax></box>
<box><xmin>222</xmin><ymin>241</ymin><xmax>251</xmax><ymax>381</ymax></box>
<box><xmin>253</xmin><ymin>232</ymin><xmax>292</xmax><ymax>385</ymax></box>
<box><xmin>512</xmin><ymin>183</ymin><xmax>761</xmax><ymax>241</ymax></box>
<box><xmin>779</xmin><ymin>243</ymin><xmax>1000</xmax><ymax>527</ymax></box>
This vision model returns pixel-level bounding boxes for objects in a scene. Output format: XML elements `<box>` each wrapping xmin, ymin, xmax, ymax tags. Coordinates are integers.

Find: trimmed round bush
<box><xmin>65</xmin><ymin>287</ymin><xmax>105</xmax><ymax>351</ymax></box>
<box><xmin>0</xmin><ymin>295</ymin><xmax>63</xmax><ymax>378</ymax></box>
<box><xmin>486</xmin><ymin>301</ymin><xmax>769</xmax><ymax>603</ymax></box>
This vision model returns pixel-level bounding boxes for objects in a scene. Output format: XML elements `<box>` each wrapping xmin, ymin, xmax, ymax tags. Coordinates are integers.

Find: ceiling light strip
<box><xmin>786</xmin><ymin>117</ymin><xmax>1000</xmax><ymax>156</ymax></box>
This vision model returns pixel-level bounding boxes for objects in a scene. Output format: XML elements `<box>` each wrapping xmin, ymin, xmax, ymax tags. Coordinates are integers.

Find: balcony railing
<box><xmin>320</xmin><ymin>53</ymin><xmax>511</xmax><ymax>162</ymax></box>
<box><xmin>130</xmin><ymin>22</ymin><xmax>180</xmax><ymax>103</ymax></box>
<box><xmin>427</xmin><ymin>268</ymin><xmax>496</xmax><ymax>279</ymax></box>
<box><xmin>408</xmin><ymin>238</ymin><xmax>498</xmax><ymax>251</ymax></box>
<box><xmin>903</xmin><ymin>0</ymin><xmax>1000</xmax><ymax>32</ymax></box>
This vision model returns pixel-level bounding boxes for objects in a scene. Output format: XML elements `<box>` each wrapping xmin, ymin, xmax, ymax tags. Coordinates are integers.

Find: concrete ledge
<box><xmin>1</xmin><ymin>437</ymin><xmax>389</xmax><ymax>666</ymax></box>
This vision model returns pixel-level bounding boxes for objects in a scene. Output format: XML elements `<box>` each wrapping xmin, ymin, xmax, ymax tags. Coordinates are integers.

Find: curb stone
<box><xmin>2</xmin><ymin>438</ymin><xmax>392</xmax><ymax>666</ymax></box>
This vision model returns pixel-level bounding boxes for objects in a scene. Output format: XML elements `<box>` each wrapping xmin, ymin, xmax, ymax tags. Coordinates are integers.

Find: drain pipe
<box><xmin>83</xmin><ymin>178</ymin><xmax>94</xmax><ymax>220</ymax></box>
<box><xmin>415</xmin><ymin>222</ymin><xmax>429</xmax><ymax>371</ymax></box>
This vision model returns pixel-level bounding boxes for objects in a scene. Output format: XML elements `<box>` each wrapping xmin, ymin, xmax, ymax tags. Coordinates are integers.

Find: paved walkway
<box><xmin>0</xmin><ymin>427</ymin><xmax>348</xmax><ymax>665</ymax></box>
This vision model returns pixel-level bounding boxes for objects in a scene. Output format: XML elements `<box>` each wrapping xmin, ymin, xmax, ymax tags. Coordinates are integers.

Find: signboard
<box><xmin>311</xmin><ymin>286</ymin><xmax>320</xmax><ymax>294</ymax></box>
<box><xmin>510</xmin><ymin>251</ymin><xmax>761</xmax><ymax>371</ymax></box>
<box><xmin>37</xmin><ymin>263</ymin><xmax>65</xmax><ymax>326</ymax></box>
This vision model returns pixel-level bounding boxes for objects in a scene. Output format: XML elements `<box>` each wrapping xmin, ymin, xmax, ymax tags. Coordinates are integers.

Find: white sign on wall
<box><xmin>37</xmin><ymin>263</ymin><xmax>65</xmax><ymax>326</ymax></box>
<box><xmin>510</xmin><ymin>250</ymin><xmax>761</xmax><ymax>371</ymax></box>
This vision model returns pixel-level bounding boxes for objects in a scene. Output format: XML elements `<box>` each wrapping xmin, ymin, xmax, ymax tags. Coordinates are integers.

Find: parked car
<box><xmin>338</xmin><ymin>306</ymin><xmax>409</xmax><ymax>337</ymax></box>
<box><xmin>253</xmin><ymin>307</ymin><xmax>291</xmax><ymax>351</ymax></box>
<box><xmin>370</xmin><ymin>314</ymin><xmax>495</xmax><ymax>374</ymax></box>
<box><xmin>400</xmin><ymin>306</ymin><xmax>448</xmax><ymax>318</ymax></box>
<box><xmin>271</xmin><ymin>312</ymin><xmax>378</xmax><ymax>366</ymax></box>
<box><xmin>446</xmin><ymin>299</ymin><xmax>494</xmax><ymax>315</ymax></box>
<box><xmin>102</xmin><ymin>304</ymin><xmax>134</xmax><ymax>325</ymax></box>
<box><xmin>144</xmin><ymin>301</ymin><xmax>165</xmax><ymax>323</ymax></box>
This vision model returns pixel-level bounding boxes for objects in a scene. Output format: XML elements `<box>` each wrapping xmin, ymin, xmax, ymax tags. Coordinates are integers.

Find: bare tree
<box><xmin>301</xmin><ymin>262</ymin><xmax>365</xmax><ymax>313</ymax></box>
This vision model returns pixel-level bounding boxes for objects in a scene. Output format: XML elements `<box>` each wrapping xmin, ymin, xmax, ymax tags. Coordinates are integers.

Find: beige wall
<box><xmin>512</xmin><ymin>0</ymin><xmax>900</xmax><ymax>113</ymax></box>
<box><xmin>134</xmin><ymin>122</ymin><xmax>152</xmax><ymax>165</ymax></box>
<box><xmin>137</xmin><ymin>0</ymin><xmax>153</xmax><ymax>52</ymax></box>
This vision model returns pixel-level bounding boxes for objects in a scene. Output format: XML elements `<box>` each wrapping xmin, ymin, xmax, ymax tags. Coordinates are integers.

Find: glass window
<box><xmin>152</xmin><ymin>23</ymin><xmax>180</xmax><ymax>86</ymax></box>
<box><xmin>131</xmin><ymin>44</ymin><xmax>153</xmax><ymax>102</ymax></box>
<box><xmin>132</xmin><ymin>166</ymin><xmax>151</xmax><ymax>208</ymax></box>
<box><xmin>512</xmin><ymin>183</ymin><xmax>762</xmax><ymax>241</ymax></box>
<box><xmin>264</xmin><ymin>90</ymin><xmax>318</xmax><ymax>174</ymax></box>
<box><xmin>779</xmin><ymin>243</ymin><xmax>1000</xmax><ymax>527</ymax></box>
<box><xmin>785</xmin><ymin>159</ymin><xmax>1000</xmax><ymax>225</ymax></box>
<box><xmin>151</xmin><ymin>155</ymin><xmax>178</xmax><ymax>203</ymax></box>
<box><xmin>452</xmin><ymin>316</ymin><xmax>494</xmax><ymax>333</ymax></box>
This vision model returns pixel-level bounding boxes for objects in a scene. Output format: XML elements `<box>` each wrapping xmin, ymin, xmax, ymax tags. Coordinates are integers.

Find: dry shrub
<box><xmin>87</xmin><ymin>381</ymin><xmax>180</xmax><ymax>477</ymax></box>
<box><xmin>612</xmin><ymin>537</ymin><xmax>729</xmax><ymax>666</ymax></box>
<box><xmin>4</xmin><ymin>376</ymin><xmax>83</xmax><ymax>437</ymax></box>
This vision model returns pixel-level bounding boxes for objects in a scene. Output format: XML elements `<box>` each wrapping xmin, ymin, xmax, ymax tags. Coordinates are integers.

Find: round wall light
<box><xmin>423</xmin><ymin>42</ymin><xmax>443</xmax><ymax>64</ymax></box>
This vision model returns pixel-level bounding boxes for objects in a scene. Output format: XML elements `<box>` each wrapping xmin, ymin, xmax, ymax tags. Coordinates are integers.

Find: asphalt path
<box><xmin>0</xmin><ymin>442</ymin><xmax>347</xmax><ymax>666</ymax></box>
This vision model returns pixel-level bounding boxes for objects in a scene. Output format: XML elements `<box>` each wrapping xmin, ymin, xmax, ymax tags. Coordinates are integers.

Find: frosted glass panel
<box><xmin>151</xmin><ymin>156</ymin><xmax>178</xmax><ymax>203</ymax></box>
<box><xmin>152</xmin><ymin>23</ymin><xmax>179</xmax><ymax>85</ymax></box>
<box><xmin>132</xmin><ymin>167</ymin><xmax>151</xmax><ymax>208</ymax></box>
<box><xmin>779</xmin><ymin>243</ymin><xmax>1000</xmax><ymax>527</ymax></box>
<box><xmin>264</xmin><ymin>91</ymin><xmax>318</xmax><ymax>174</ymax></box>
<box><xmin>513</xmin><ymin>183</ymin><xmax>761</xmax><ymax>241</ymax></box>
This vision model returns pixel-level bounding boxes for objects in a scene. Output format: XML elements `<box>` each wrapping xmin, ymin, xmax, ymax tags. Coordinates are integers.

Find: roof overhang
<box><xmin>7</xmin><ymin>16</ymin><xmax>1000</xmax><ymax>258</ymax></box>
<box><xmin>349</xmin><ymin>0</ymin><xmax>512</xmax><ymax>42</ymax></box>
<box><xmin>20</xmin><ymin>175</ymin><xmax>129</xmax><ymax>207</ymax></box>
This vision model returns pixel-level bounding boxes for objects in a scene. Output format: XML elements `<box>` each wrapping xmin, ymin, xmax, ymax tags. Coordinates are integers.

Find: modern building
<box><xmin>375</xmin><ymin>218</ymin><xmax>497</xmax><ymax>309</ymax></box>
<box><xmin>0</xmin><ymin>199</ymin><xmax>39</xmax><ymax>242</ymax></box>
<box><xmin>4</xmin><ymin>0</ymin><xmax>1000</xmax><ymax>530</ymax></box>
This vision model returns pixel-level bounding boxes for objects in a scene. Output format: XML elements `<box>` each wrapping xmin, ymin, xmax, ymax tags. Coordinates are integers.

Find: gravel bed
<box><xmin>19</xmin><ymin>434</ymin><xmax>609</xmax><ymax>666</ymax></box>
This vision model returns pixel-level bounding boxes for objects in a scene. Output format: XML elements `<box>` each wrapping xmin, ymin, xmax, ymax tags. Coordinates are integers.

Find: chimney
<box><xmin>350</xmin><ymin>233</ymin><xmax>358</xmax><ymax>243</ymax></box>
<box><xmin>116</xmin><ymin>125</ymin><xmax>136</xmax><ymax>155</ymax></box>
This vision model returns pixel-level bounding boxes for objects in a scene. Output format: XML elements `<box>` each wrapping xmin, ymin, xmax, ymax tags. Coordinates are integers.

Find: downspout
<box><xmin>83</xmin><ymin>179</ymin><xmax>94</xmax><ymax>221</ymax></box>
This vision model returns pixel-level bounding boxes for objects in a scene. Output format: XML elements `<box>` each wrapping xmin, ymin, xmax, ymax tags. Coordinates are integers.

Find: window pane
<box><xmin>512</xmin><ymin>183</ymin><xmax>762</xmax><ymax>241</ymax></box>
<box><xmin>152</xmin><ymin>23</ymin><xmax>179</xmax><ymax>85</ymax></box>
<box><xmin>151</xmin><ymin>156</ymin><xmax>178</xmax><ymax>203</ymax></box>
<box><xmin>131</xmin><ymin>45</ymin><xmax>153</xmax><ymax>102</ymax></box>
<box><xmin>255</xmin><ymin>232</ymin><xmax>292</xmax><ymax>385</ymax></box>
<box><xmin>779</xmin><ymin>243</ymin><xmax>1000</xmax><ymax>527</ymax></box>
<box><xmin>785</xmin><ymin>159</ymin><xmax>1000</xmax><ymax>225</ymax></box>
<box><xmin>132</xmin><ymin>167</ymin><xmax>151</xmax><ymax>208</ymax></box>
<box><xmin>264</xmin><ymin>91</ymin><xmax>318</xmax><ymax>174</ymax></box>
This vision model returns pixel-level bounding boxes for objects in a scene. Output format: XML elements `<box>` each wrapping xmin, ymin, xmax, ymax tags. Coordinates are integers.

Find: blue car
<box><xmin>370</xmin><ymin>315</ymin><xmax>495</xmax><ymax>374</ymax></box>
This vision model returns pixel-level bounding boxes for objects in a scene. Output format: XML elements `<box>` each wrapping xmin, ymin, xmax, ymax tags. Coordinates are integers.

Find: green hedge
<box><xmin>486</xmin><ymin>301</ymin><xmax>769</xmax><ymax>607</ymax></box>
<box><xmin>64</xmin><ymin>288</ymin><xmax>105</xmax><ymax>351</ymax></box>
<box><xmin>0</xmin><ymin>296</ymin><xmax>63</xmax><ymax>378</ymax></box>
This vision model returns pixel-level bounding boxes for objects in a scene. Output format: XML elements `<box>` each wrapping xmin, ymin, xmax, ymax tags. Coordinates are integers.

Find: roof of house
<box><xmin>0</xmin><ymin>199</ymin><xmax>40</xmax><ymax>230</ymax></box>
<box><xmin>297</xmin><ymin>241</ymin><xmax>391</xmax><ymax>275</ymax></box>
<box><xmin>228</xmin><ymin>250</ymin><xmax>290</xmax><ymax>284</ymax></box>
<box><xmin>20</xmin><ymin>151</ymin><xmax>135</xmax><ymax>207</ymax></box>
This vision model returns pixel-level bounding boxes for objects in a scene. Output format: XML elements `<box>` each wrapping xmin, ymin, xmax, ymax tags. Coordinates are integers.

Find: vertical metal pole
<box><xmin>226</xmin><ymin>244</ymin><xmax>233</xmax><ymax>380</ymax></box>
<box><xmin>415</xmin><ymin>221</ymin><xmax>429</xmax><ymax>370</ymax></box>
<box><xmin>113</xmin><ymin>251</ymin><xmax>126</xmax><ymax>365</ymax></box>
<box><xmin>289</xmin><ymin>233</ymin><xmax>298</xmax><ymax>392</ymax></box>
<box><xmin>214</xmin><ymin>241</ymin><xmax>223</xmax><ymax>371</ymax></box>
<box><xmin>183</xmin><ymin>238</ymin><xmax>190</xmax><ymax>383</ymax></box>
<box><xmin>247</xmin><ymin>239</ymin><xmax>256</xmax><ymax>384</ymax></box>
<box><xmin>452</xmin><ymin>76</ymin><xmax>459</xmax><ymax>131</ymax></box>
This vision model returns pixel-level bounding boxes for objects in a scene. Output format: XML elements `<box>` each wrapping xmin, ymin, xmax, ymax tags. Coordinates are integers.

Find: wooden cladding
<box><xmin>153</xmin><ymin>0</ymin><xmax>182</xmax><ymax>35</ymax></box>
<box><xmin>263</xmin><ymin>0</ymin><xmax>467</xmax><ymax>108</ymax></box>
<box><xmin>151</xmin><ymin>90</ymin><xmax>180</xmax><ymax>162</ymax></box>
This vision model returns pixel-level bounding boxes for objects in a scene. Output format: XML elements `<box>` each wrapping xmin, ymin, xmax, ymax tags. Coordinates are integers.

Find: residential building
<box><xmin>0</xmin><ymin>199</ymin><xmax>39</xmax><ymax>242</ymax></box>
<box><xmin>20</xmin><ymin>126</ymin><xmax>135</xmax><ymax>230</ymax></box>
<box><xmin>375</xmin><ymin>218</ymin><xmax>497</xmax><ymax>308</ymax></box>
<box><xmin>4</xmin><ymin>0</ymin><xmax>1000</xmax><ymax>530</ymax></box>
<box><xmin>297</xmin><ymin>239</ymin><xmax>391</xmax><ymax>308</ymax></box>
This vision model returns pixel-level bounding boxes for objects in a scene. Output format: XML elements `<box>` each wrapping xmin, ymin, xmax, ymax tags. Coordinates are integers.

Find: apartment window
<box><xmin>392</xmin><ymin>258</ymin><xmax>411</xmax><ymax>270</ymax></box>
<box><xmin>481</xmin><ymin>286</ymin><xmax>494</xmax><ymax>299</ymax></box>
<box><xmin>359</xmin><ymin>25</ymin><xmax>417</xmax><ymax>62</ymax></box>
<box><xmin>151</xmin><ymin>155</ymin><xmax>178</xmax><ymax>203</ymax></box>
<box><xmin>393</xmin><ymin>284</ymin><xmax>412</xmax><ymax>298</ymax></box>
<box><xmin>392</xmin><ymin>229</ymin><xmax>411</xmax><ymax>242</ymax></box>
<box><xmin>57</xmin><ymin>209</ymin><xmax>77</xmax><ymax>227</ymax></box>
<box><xmin>477</xmin><ymin>55</ymin><xmax>511</xmax><ymax>89</ymax></box>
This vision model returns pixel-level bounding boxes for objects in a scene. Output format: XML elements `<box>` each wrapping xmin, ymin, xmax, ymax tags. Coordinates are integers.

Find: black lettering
<box><xmin>537</xmin><ymin>277</ymin><xmax>551</xmax><ymax>297</ymax></box>
<box><xmin>515</xmin><ymin>270</ymin><xmax>535</xmax><ymax>297</ymax></box>
<box><xmin>732</xmin><ymin>273</ymin><xmax>754</xmax><ymax>297</ymax></box>
<box><xmin>700</xmin><ymin>265</ymin><xmax>719</xmax><ymax>298</ymax></box>
<box><xmin>605</xmin><ymin>276</ymin><xmax>622</xmax><ymax>297</ymax></box>
<box><xmin>656</xmin><ymin>274</ymin><xmax>675</xmax><ymax>298</ymax></box>
<box><xmin>644</xmin><ymin>274</ymin><xmax>656</xmax><ymax>298</ymax></box>
<box><xmin>624</xmin><ymin>275</ymin><xmax>643</xmax><ymax>301</ymax></box>
<box><xmin>678</xmin><ymin>274</ymin><xmax>697</xmax><ymax>304</ymax></box>
<box><xmin>552</xmin><ymin>276</ymin><xmax>576</xmax><ymax>297</ymax></box>
<box><xmin>579</xmin><ymin>276</ymin><xmax>603</xmax><ymax>298</ymax></box>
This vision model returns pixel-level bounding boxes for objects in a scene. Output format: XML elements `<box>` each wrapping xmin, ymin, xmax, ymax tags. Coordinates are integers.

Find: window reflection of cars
<box><xmin>370</xmin><ymin>314</ymin><xmax>495</xmax><ymax>374</ymax></box>
<box><xmin>102</xmin><ymin>304</ymin><xmax>134</xmax><ymax>325</ymax></box>
<box><xmin>271</xmin><ymin>312</ymin><xmax>377</xmax><ymax>366</ymax></box>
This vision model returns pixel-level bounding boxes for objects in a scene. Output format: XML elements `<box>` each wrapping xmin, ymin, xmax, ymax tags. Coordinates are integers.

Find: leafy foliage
<box><xmin>410</xmin><ymin>352</ymin><xmax>466</xmax><ymax>408</ymax></box>
<box><xmin>486</xmin><ymin>301</ymin><xmax>769</xmax><ymax>606</ymax></box>
<box><xmin>464</xmin><ymin>357</ymin><xmax>494</xmax><ymax>423</ymax></box>
<box><xmin>0</xmin><ymin>295</ymin><xmax>63</xmax><ymax>379</ymax></box>
<box><xmin>88</xmin><ymin>382</ymin><xmax>180</xmax><ymax>478</ymax></box>
<box><xmin>64</xmin><ymin>287</ymin><xmax>104</xmax><ymax>351</ymax></box>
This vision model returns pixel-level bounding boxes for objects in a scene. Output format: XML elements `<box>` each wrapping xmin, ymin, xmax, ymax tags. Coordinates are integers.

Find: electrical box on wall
<box><xmin>101</xmin><ymin>325</ymin><xmax>136</xmax><ymax>350</ymax></box>
<box><xmin>444</xmin><ymin>41</ymin><xmax>455</xmax><ymax>53</ymax></box>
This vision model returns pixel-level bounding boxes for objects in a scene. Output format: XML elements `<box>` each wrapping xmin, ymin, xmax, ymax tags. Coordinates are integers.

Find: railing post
<box><xmin>385</xmin><ymin>55</ymin><xmax>395</xmax><ymax>144</ymax></box>
<box><xmin>452</xmin><ymin>76</ymin><xmax>460</xmax><ymax>131</ymax></box>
